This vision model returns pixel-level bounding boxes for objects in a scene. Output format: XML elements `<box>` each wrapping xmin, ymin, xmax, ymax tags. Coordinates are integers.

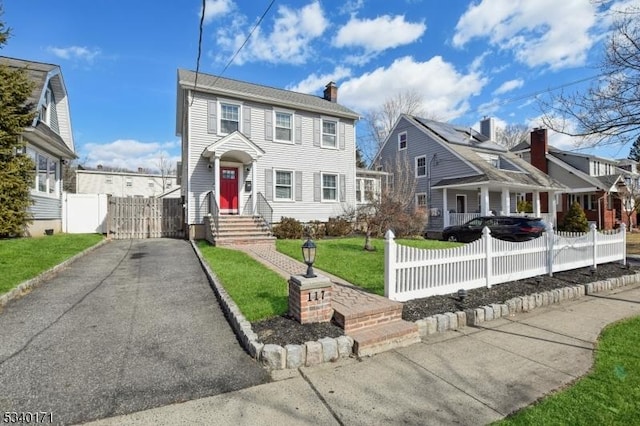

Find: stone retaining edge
<box><xmin>0</xmin><ymin>237</ymin><xmax>110</xmax><ymax>309</ymax></box>
<box><xmin>190</xmin><ymin>240</ymin><xmax>354</xmax><ymax>370</ymax></box>
<box><xmin>414</xmin><ymin>272</ymin><xmax>640</xmax><ymax>337</ymax></box>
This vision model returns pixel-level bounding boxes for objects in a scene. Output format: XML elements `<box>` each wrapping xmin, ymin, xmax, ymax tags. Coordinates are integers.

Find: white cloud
<box><xmin>525</xmin><ymin>115</ymin><xmax>581</xmax><ymax>150</ymax></box>
<box><xmin>287</xmin><ymin>66</ymin><xmax>352</xmax><ymax>94</ymax></box>
<box><xmin>493</xmin><ymin>78</ymin><xmax>524</xmax><ymax>95</ymax></box>
<box><xmin>81</xmin><ymin>139</ymin><xmax>180</xmax><ymax>172</ymax></box>
<box><xmin>47</xmin><ymin>46</ymin><xmax>101</xmax><ymax>63</ymax></box>
<box><xmin>338</xmin><ymin>0</ymin><xmax>365</xmax><ymax>15</ymax></box>
<box><xmin>214</xmin><ymin>1</ymin><xmax>327</xmax><ymax>65</ymax></box>
<box><xmin>333</xmin><ymin>15</ymin><xmax>426</xmax><ymax>52</ymax></box>
<box><xmin>202</xmin><ymin>0</ymin><xmax>234</xmax><ymax>24</ymax></box>
<box><xmin>340</xmin><ymin>56</ymin><xmax>487</xmax><ymax>120</ymax></box>
<box><xmin>453</xmin><ymin>0</ymin><xmax>598</xmax><ymax>70</ymax></box>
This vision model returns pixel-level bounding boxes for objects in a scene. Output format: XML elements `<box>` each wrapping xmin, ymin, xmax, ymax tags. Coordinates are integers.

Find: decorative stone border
<box><xmin>0</xmin><ymin>238</ymin><xmax>110</xmax><ymax>308</ymax></box>
<box><xmin>413</xmin><ymin>273</ymin><xmax>640</xmax><ymax>337</ymax></box>
<box><xmin>190</xmin><ymin>241</ymin><xmax>354</xmax><ymax>370</ymax></box>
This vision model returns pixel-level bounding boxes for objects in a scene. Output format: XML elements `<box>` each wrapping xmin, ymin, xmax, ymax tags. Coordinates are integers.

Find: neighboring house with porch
<box><xmin>176</xmin><ymin>71</ymin><xmax>359</xmax><ymax>241</ymax></box>
<box><xmin>512</xmin><ymin>129</ymin><xmax>637</xmax><ymax>229</ymax></box>
<box><xmin>372</xmin><ymin>115</ymin><xmax>566</xmax><ymax>237</ymax></box>
<box><xmin>75</xmin><ymin>167</ymin><xmax>178</xmax><ymax>198</ymax></box>
<box><xmin>1</xmin><ymin>56</ymin><xmax>76</xmax><ymax>236</ymax></box>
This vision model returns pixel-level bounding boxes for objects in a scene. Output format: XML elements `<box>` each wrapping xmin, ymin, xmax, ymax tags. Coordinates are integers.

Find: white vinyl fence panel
<box><xmin>62</xmin><ymin>193</ymin><xmax>108</xmax><ymax>234</ymax></box>
<box><xmin>385</xmin><ymin>224</ymin><xmax>626</xmax><ymax>301</ymax></box>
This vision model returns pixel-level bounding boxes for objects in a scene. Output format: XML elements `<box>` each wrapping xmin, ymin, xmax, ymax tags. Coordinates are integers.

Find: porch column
<box><xmin>443</xmin><ymin>188</ymin><xmax>449</xmax><ymax>227</ymax></box>
<box><xmin>251</xmin><ymin>159</ymin><xmax>257</xmax><ymax>215</ymax></box>
<box><xmin>214</xmin><ymin>155</ymin><xmax>221</xmax><ymax>209</ymax></box>
<box><xmin>533</xmin><ymin>191</ymin><xmax>541</xmax><ymax>217</ymax></box>
<box><xmin>501</xmin><ymin>188</ymin><xmax>510</xmax><ymax>215</ymax></box>
<box><xmin>549</xmin><ymin>191</ymin><xmax>557</xmax><ymax>229</ymax></box>
<box><xmin>480</xmin><ymin>186</ymin><xmax>490</xmax><ymax>215</ymax></box>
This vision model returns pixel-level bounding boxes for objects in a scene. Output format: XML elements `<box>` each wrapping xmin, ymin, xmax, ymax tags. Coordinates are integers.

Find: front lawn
<box><xmin>497</xmin><ymin>315</ymin><xmax>640</xmax><ymax>425</ymax></box>
<box><xmin>197</xmin><ymin>242</ymin><xmax>288</xmax><ymax>321</ymax></box>
<box><xmin>0</xmin><ymin>233</ymin><xmax>104</xmax><ymax>295</ymax></box>
<box><xmin>276</xmin><ymin>237</ymin><xmax>461</xmax><ymax>295</ymax></box>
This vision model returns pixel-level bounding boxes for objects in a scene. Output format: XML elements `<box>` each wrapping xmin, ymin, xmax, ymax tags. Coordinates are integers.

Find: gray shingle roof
<box><xmin>178</xmin><ymin>69</ymin><xmax>360</xmax><ymax>120</ymax></box>
<box><xmin>0</xmin><ymin>56</ymin><xmax>57</xmax><ymax>107</ymax></box>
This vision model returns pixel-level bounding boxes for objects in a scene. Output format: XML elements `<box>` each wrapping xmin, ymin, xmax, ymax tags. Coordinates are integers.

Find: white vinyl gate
<box><xmin>62</xmin><ymin>193</ymin><xmax>109</xmax><ymax>234</ymax></box>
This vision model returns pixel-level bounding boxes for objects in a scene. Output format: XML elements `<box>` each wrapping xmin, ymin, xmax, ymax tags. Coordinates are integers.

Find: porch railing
<box><xmin>207</xmin><ymin>191</ymin><xmax>219</xmax><ymax>234</ymax></box>
<box><xmin>256</xmin><ymin>192</ymin><xmax>273</xmax><ymax>230</ymax></box>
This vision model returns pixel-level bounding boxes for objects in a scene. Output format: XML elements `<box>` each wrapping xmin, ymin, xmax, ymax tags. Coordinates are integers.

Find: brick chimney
<box><xmin>530</xmin><ymin>128</ymin><xmax>548</xmax><ymax>173</ymax></box>
<box><xmin>323</xmin><ymin>81</ymin><xmax>338</xmax><ymax>103</ymax></box>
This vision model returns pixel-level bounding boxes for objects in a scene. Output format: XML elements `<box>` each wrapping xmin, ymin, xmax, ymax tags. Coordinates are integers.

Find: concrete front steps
<box><xmin>331</xmin><ymin>284</ymin><xmax>420</xmax><ymax>357</ymax></box>
<box><xmin>210</xmin><ymin>215</ymin><xmax>275</xmax><ymax>247</ymax></box>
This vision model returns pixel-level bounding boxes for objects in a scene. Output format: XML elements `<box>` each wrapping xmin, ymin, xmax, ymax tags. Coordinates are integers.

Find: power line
<box><xmin>190</xmin><ymin>0</ymin><xmax>206</xmax><ymax>106</ymax></box>
<box><xmin>208</xmin><ymin>0</ymin><xmax>276</xmax><ymax>89</ymax></box>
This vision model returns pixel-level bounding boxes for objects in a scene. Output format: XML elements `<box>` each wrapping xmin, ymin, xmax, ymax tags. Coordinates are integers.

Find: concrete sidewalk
<box><xmin>85</xmin><ymin>281</ymin><xmax>640</xmax><ymax>426</ymax></box>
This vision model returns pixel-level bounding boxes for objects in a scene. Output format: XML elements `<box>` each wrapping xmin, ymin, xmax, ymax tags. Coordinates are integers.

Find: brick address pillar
<box><xmin>289</xmin><ymin>274</ymin><xmax>333</xmax><ymax>324</ymax></box>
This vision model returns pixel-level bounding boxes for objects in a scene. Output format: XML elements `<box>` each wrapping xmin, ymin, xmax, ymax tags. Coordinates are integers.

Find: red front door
<box><xmin>220</xmin><ymin>167</ymin><xmax>239</xmax><ymax>213</ymax></box>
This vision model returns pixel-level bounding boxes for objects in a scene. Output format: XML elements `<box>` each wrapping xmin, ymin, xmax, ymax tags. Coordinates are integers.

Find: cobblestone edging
<box><xmin>190</xmin><ymin>241</ymin><xmax>355</xmax><ymax>370</ymax></box>
<box><xmin>0</xmin><ymin>238</ymin><xmax>110</xmax><ymax>309</ymax></box>
<box><xmin>413</xmin><ymin>272</ymin><xmax>640</xmax><ymax>337</ymax></box>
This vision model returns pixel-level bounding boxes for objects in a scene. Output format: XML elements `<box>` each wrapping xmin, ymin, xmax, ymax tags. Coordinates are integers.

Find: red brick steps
<box><xmin>331</xmin><ymin>283</ymin><xmax>419</xmax><ymax>356</ymax></box>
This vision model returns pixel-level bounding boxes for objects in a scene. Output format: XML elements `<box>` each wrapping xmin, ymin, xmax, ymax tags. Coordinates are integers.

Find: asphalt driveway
<box><xmin>0</xmin><ymin>239</ymin><xmax>270</xmax><ymax>425</ymax></box>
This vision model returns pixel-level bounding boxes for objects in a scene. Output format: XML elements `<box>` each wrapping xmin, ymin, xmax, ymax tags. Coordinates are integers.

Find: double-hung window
<box><xmin>416</xmin><ymin>193</ymin><xmax>427</xmax><ymax>208</ymax></box>
<box><xmin>322</xmin><ymin>119</ymin><xmax>337</xmax><ymax>148</ymax></box>
<box><xmin>275</xmin><ymin>170</ymin><xmax>293</xmax><ymax>200</ymax></box>
<box><xmin>29</xmin><ymin>149</ymin><xmax>59</xmax><ymax>196</ymax></box>
<box><xmin>322</xmin><ymin>173</ymin><xmax>338</xmax><ymax>201</ymax></box>
<box><xmin>398</xmin><ymin>132</ymin><xmax>407</xmax><ymax>150</ymax></box>
<box><xmin>275</xmin><ymin>111</ymin><xmax>293</xmax><ymax>143</ymax></box>
<box><xmin>415</xmin><ymin>156</ymin><xmax>426</xmax><ymax>177</ymax></box>
<box><xmin>220</xmin><ymin>103</ymin><xmax>240</xmax><ymax>134</ymax></box>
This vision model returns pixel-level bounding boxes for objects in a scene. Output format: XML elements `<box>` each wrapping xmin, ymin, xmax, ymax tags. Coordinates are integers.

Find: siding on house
<box><xmin>548</xmin><ymin>161</ymin><xmax>593</xmax><ymax>189</ymax></box>
<box><xmin>551</xmin><ymin>152</ymin><xmax>590</xmax><ymax>173</ymax></box>
<box><xmin>76</xmin><ymin>170</ymin><xmax>177</xmax><ymax>198</ymax></box>
<box><xmin>185</xmin><ymin>91</ymin><xmax>356</xmax><ymax>224</ymax></box>
<box><xmin>29</xmin><ymin>194</ymin><xmax>62</xmax><ymax>219</ymax></box>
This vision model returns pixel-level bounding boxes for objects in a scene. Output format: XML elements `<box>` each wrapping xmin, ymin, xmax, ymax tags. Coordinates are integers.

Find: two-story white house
<box><xmin>2</xmin><ymin>56</ymin><xmax>76</xmax><ymax>236</ymax></box>
<box><xmin>176</xmin><ymin>71</ymin><xmax>360</xmax><ymax>239</ymax></box>
<box><xmin>75</xmin><ymin>167</ymin><xmax>178</xmax><ymax>198</ymax></box>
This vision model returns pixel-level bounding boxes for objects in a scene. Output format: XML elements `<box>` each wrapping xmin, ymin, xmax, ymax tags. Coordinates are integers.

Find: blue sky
<box><xmin>2</xmin><ymin>0</ymin><xmax>636</xmax><ymax>171</ymax></box>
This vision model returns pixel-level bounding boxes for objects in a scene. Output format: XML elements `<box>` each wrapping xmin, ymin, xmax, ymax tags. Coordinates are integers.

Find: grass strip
<box><xmin>0</xmin><ymin>233</ymin><xmax>104</xmax><ymax>294</ymax></box>
<box><xmin>197</xmin><ymin>241</ymin><xmax>288</xmax><ymax>322</ymax></box>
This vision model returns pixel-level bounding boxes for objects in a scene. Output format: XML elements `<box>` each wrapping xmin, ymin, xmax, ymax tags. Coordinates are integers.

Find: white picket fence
<box><xmin>384</xmin><ymin>224</ymin><xmax>627</xmax><ymax>302</ymax></box>
<box><xmin>448</xmin><ymin>212</ymin><xmax>556</xmax><ymax>227</ymax></box>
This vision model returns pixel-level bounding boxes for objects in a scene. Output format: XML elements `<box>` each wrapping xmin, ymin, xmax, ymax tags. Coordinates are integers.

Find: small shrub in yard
<box><xmin>272</xmin><ymin>217</ymin><xmax>304</xmax><ymax>239</ymax></box>
<box><xmin>325</xmin><ymin>215</ymin><xmax>352</xmax><ymax>237</ymax></box>
<box><xmin>305</xmin><ymin>220</ymin><xmax>326</xmax><ymax>239</ymax></box>
<box><xmin>517</xmin><ymin>199</ymin><xmax>533</xmax><ymax>213</ymax></box>
<box><xmin>560</xmin><ymin>201</ymin><xmax>589</xmax><ymax>232</ymax></box>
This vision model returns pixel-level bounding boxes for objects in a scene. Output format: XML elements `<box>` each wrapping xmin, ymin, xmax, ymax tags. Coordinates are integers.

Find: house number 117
<box><xmin>308</xmin><ymin>290</ymin><xmax>325</xmax><ymax>302</ymax></box>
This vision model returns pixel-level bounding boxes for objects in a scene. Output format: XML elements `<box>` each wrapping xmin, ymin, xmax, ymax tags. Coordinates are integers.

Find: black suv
<box><xmin>440</xmin><ymin>216</ymin><xmax>546</xmax><ymax>243</ymax></box>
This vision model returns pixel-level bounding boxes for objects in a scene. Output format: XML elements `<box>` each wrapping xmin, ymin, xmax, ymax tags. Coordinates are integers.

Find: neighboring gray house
<box><xmin>1</xmin><ymin>56</ymin><xmax>76</xmax><ymax>236</ymax></box>
<box><xmin>176</xmin><ymin>71</ymin><xmax>360</xmax><ymax>239</ymax></box>
<box><xmin>512</xmin><ymin>131</ymin><xmax>636</xmax><ymax>229</ymax></box>
<box><xmin>373</xmin><ymin>115</ymin><xmax>566</xmax><ymax>236</ymax></box>
<box><xmin>76</xmin><ymin>168</ymin><xmax>178</xmax><ymax>198</ymax></box>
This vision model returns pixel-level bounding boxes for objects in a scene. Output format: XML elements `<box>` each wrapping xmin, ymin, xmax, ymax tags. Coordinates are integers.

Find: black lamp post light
<box><xmin>302</xmin><ymin>237</ymin><xmax>317</xmax><ymax>278</ymax></box>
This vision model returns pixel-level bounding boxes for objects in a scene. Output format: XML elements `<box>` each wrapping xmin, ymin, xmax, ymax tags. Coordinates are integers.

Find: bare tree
<box><xmin>361</xmin><ymin>90</ymin><xmax>433</xmax><ymax>163</ymax></box>
<box><xmin>615</xmin><ymin>176</ymin><xmax>640</xmax><ymax>231</ymax></box>
<box><xmin>496</xmin><ymin>123</ymin><xmax>530</xmax><ymax>149</ymax></box>
<box><xmin>155</xmin><ymin>153</ymin><xmax>176</xmax><ymax>192</ymax></box>
<box><xmin>358</xmin><ymin>152</ymin><xmax>426</xmax><ymax>248</ymax></box>
<box><xmin>538</xmin><ymin>5</ymin><xmax>640</xmax><ymax>147</ymax></box>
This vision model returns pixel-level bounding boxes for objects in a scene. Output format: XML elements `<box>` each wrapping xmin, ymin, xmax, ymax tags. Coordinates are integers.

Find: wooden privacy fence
<box><xmin>384</xmin><ymin>224</ymin><xmax>626</xmax><ymax>302</ymax></box>
<box><xmin>108</xmin><ymin>197</ymin><xmax>184</xmax><ymax>239</ymax></box>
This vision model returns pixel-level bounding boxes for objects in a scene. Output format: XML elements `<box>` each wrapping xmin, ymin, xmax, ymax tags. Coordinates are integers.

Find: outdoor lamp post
<box><xmin>301</xmin><ymin>238</ymin><xmax>317</xmax><ymax>278</ymax></box>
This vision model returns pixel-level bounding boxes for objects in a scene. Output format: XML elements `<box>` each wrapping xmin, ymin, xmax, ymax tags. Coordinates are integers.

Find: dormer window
<box><xmin>479</xmin><ymin>153</ymin><xmax>499</xmax><ymax>168</ymax></box>
<box><xmin>40</xmin><ymin>88</ymin><xmax>52</xmax><ymax>124</ymax></box>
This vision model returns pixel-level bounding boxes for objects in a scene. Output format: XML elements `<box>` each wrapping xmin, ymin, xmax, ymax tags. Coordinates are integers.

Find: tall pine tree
<box><xmin>0</xmin><ymin>10</ymin><xmax>36</xmax><ymax>237</ymax></box>
<box><xmin>628</xmin><ymin>135</ymin><xmax>640</xmax><ymax>162</ymax></box>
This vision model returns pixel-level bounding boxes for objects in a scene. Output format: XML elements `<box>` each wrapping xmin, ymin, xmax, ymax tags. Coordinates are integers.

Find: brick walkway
<box><xmin>233</xmin><ymin>244</ymin><xmax>401</xmax><ymax>320</ymax></box>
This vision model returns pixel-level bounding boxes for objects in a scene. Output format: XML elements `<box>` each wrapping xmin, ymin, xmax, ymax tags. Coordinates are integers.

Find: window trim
<box><xmin>274</xmin><ymin>169</ymin><xmax>294</xmax><ymax>201</ymax></box>
<box><xmin>416</xmin><ymin>192</ymin><xmax>427</xmax><ymax>209</ymax></box>
<box><xmin>28</xmin><ymin>147</ymin><xmax>60</xmax><ymax>198</ymax></box>
<box><xmin>321</xmin><ymin>172</ymin><xmax>338</xmax><ymax>202</ymax></box>
<box><xmin>415</xmin><ymin>155</ymin><xmax>426</xmax><ymax>178</ymax></box>
<box><xmin>320</xmin><ymin>117</ymin><xmax>339</xmax><ymax>149</ymax></box>
<box><xmin>398</xmin><ymin>132</ymin><xmax>407</xmax><ymax>151</ymax></box>
<box><xmin>274</xmin><ymin>109</ymin><xmax>294</xmax><ymax>144</ymax></box>
<box><xmin>217</xmin><ymin>98</ymin><xmax>243</xmax><ymax>136</ymax></box>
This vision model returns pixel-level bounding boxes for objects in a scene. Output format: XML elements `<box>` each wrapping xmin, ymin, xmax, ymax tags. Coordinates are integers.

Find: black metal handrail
<box><xmin>256</xmin><ymin>192</ymin><xmax>273</xmax><ymax>230</ymax></box>
<box><xmin>207</xmin><ymin>190</ymin><xmax>220</xmax><ymax>234</ymax></box>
